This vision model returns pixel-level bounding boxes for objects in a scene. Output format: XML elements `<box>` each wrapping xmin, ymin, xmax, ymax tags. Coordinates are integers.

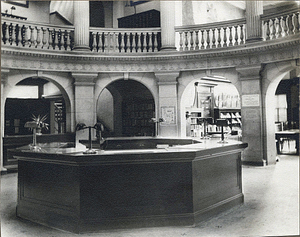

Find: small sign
<box><xmin>161</xmin><ymin>106</ymin><xmax>176</xmax><ymax>124</ymax></box>
<box><xmin>242</xmin><ymin>94</ymin><xmax>260</xmax><ymax>107</ymax></box>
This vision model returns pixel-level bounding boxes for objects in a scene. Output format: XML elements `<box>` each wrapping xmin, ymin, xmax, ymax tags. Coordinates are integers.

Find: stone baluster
<box><xmin>282</xmin><ymin>16</ymin><xmax>288</xmax><ymax>36</ymax></box>
<box><xmin>142</xmin><ymin>32</ymin><xmax>147</xmax><ymax>52</ymax></box>
<box><xmin>195</xmin><ymin>30</ymin><xmax>199</xmax><ymax>50</ymax></box>
<box><xmin>104</xmin><ymin>32</ymin><xmax>108</xmax><ymax>52</ymax></box>
<box><xmin>223</xmin><ymin>27</ymin><xmax>228</xmax><ymax>47</ymax></box>
<box><xmin>153</xmin><ymin>32</ymin><xmax>158</xmax><ymax>52</ymax></box>
<box><xmin>98</xmin><ymin>32</ymin><xmax>103</xmax><ymax>52</ymax></box>
<box><xmin>91</xmin><ymin>32</ymin><xmax>97</xmax><ymax>52</ymax></box>
<box><xmin>130</xmin><ymin>33</ymin><xmax>134</xmax><ymax>53</ymax></box>
<box><xmin>120</xmin><ymin>32</ymin><xmax>125</xmax><ymax>52</ymax></box>
<box><xmin>110</xmin><ymin>33</ymin><xmax>115</xmax><ymax>52</ymax></box>
<box><xmin>48</xmin><ymin>28</ymin><xmax>53</xmax><ymax>49</ymax></box>
<box><xmin>179</xmin><ymin>31</ymin><xmax>183</xmax><ymax>51</ymax></box>
<box><xmin>277</xmin><ymin>17</ymin><xmax>282</xmax><ymax>38</ymax></box>
<box><xmin>217</xmin><ymin>28</ymin><xmax>221</xmax><ymax>47</ymax></box>
<box><xmin>66</xmin><ymin>30</ymin><xmax>71</xmax><ymax>51</ymax></box>
<box><xmin>240</xmin><ymin>25</ymin><xmax>244</xmax><ymax>44</ymax></box>
<box><xmin>228</xmin><ymin>26</ymin><xmax>233</xmax><ymax>46</ymax></box>
<box><xmin>17</xmin><ymin>24</ymin><xmax>23</xmax><ymax>47</ymax></box>
<box><xmin>11</xmin><ymin>24</ymin><xmax>16</xmax><ymax>46</ymax></box>
<box><xmin>41</xmin><ymin>27</ymin><xmax>46</xmax><ymax>49</ymax></box>
<box><xmin>234</xmin><ymin>25</ymin><xmax>238</xmax><ymax>45</ymax></box>
<box><xmin>136</xmin><ymin>32</ymin><xmax>141</xmax><ymax>52</ymax></box>
<box><xmin>190</xmin><ymin>31</ymin><xmax>194</xmax><ymax>50</ymax></box>
<box><xmin>62</xmin><ymin>30</ymin><xmax>67</xmax><ymax>50</ymax></box>
<box><xmin>200</xmin><ymin>30</ymin><xmax>205</xmax><ymax>49</ymax></box>
<box><xmin>54</xmin><ymin>30</ymin><xmax>59</xmax><ymax>50</ymax></box>
<box><xmin>23</xmin><ymin>26</ymin><xmax>30</xmax><ymax>47</ymax></box>
<box><xmin>36</xmin><ymin>27</ymin><xmax>42</xmax><ymax>49</ymax></box>
<box><xmin>287</xmin><ymin>14</ymin><xmax>294</xmax><ymax>35</ymax></box>
<box><xmin>126</xmin><ymin>32</ymin><xmax>131</xmax><ymax>53</ymax></box>
<box><xmin>206</xmin><ymin>29</ymin><xmax>210</xmax><ymax>48</ymax></box>
<box><xmin>5</xmin><ymin>23</ymin><xmax>10</xmax><ymax>44</ymax></box>
<box><xmin>115</xmin><ymin>33</ymin><xmax>119</xmax><ymax>52</ymax></box>
<box><xmin>265</xmin><ymin>20</ymin><xmax>270</xmax><ymax>40</ymax></box>
<box><xmin>184</xmin><ymin>31</ymin><xmax>188</xmax><ymax>51</ymax></box>
<box><xmin>294</xmin><ymin>12</ymin><xmax>299</xmax><ymax>33</ymax></box>
<box><xmin>212</xmin><ymin>28</ymin><xmax>216</xmax><ymax>48</ymax></box>
<box><xmin>272</xmin><ymin>18</ymin><xmax>277</xmax><ymax>39</ymax></box>
<box><xmin>30</xmin><ymin>26</ymin><xmax>36</xmax><ymax>47</ymax></box>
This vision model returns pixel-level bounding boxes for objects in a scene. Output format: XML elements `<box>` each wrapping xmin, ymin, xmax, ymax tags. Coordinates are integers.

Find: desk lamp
<box><xmin>216</xmin><ymin>119</ymin><xmax>228</xmax><ymax>143</ymax></box>
<box><xmin>76</xmin><ymin>122</ymin><xmax>104</xmax><ymax>154</ymax></box>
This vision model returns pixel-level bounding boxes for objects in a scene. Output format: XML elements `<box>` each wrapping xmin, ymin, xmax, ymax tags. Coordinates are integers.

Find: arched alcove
<box><xmin>179</xmin><ymin>72</ymin><xmax>241</xmax><ymax>138</ymax></box>
<box><xmin>262</xmin><ymin>62</ymin><xmax>299</xmax><ymax>164</ymax></box>
<box><xmin>96</xmin><ymin>79</ymin><xmax>156</xmax><ymax>137</ymax></box>
<box><xmin>4</xmin><ymin>77</ymin><xmax>70</xmax><ymax>136</ymax></box>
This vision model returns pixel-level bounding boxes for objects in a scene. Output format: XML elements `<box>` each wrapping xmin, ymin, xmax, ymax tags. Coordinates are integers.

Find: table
<box><xmin>275</xmin><ymin>129</ymin><xmax>299</xmax><ymax>155</ymax></box>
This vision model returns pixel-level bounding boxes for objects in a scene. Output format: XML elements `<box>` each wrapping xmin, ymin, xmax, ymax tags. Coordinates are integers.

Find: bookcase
<box><xmin>122</xmin><ymin>99</ymin><xmax>155</xmax><ymax>137</ymax></box>
<box><xmin>214</xmin><ymin>108</ymin><xmax>242</xmax><ymax>134</ymax></box>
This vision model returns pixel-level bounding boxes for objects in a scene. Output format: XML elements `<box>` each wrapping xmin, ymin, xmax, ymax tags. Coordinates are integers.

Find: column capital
<box><xmin>236</xmin><ymin>65</ymin><xmax>262</xmax><ymax>80</ymax></box>
<box><xmin>155</xmin><ymin>72</ymin><xmax>180</xmax><ymax>84</ymax></box>
<box><xmin>72</xmin><ymin>72</ymin><xmax>98</xmax><ymax>86</ymax></box>
<box><xmin>1</xmin><ymin>69</ymin><xmax>10</xmax><ymax>85</ymax></box>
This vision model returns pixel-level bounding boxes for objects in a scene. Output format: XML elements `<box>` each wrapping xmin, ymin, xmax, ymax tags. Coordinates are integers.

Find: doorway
<box><xmin>97</xmin><ymin>79</ymin><xmax>155</xmax><ymax>137</ymax></box>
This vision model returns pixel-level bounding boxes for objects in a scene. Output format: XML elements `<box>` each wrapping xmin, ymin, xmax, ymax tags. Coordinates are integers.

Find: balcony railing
<box><xmin>89</xmin><ymin>27</ymin><xmax>161</xmax><ymax>53</ymax></box>
<box><xmin>262</xmin><ymin>8</ymin><xmax>299</xmax><ymax>40</ymax></box>
<box><xmin>1</xmin><ymin>7</ymin><xmax>299</xmax><ymax>54</ymax></box>
<box><xmin>1</xmin><ymin>18</ymin><xmax>74</xmax><ymax>50</ymax></box>
<box><xmin>175</xmin><ymin>18</ymin><xmax>246</xmax><ymax>51</ymax></box>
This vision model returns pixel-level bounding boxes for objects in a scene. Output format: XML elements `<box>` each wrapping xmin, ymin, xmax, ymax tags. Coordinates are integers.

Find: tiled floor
<box><xmin>1</xmin><ymin>154</ymin><xmax>299</xmax><ymax>237</ymax></box>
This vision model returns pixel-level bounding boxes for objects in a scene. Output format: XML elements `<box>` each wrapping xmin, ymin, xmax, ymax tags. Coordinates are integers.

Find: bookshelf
<box><xmin>122</xmin><ymin>99</ymin><xmax>155</xmax><ymax>137</ymax></box>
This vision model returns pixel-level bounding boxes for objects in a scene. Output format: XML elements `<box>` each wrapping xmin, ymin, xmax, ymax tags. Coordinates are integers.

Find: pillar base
<box><xmin>242</xmin><ymin>159</ymin><xmax>266</xmax><ymax>166</ymax></box>
<box><xmin>73</xmin><ymin>46</ymin><xmax>90</xmax><ymax>51</ymax></box>
<box><xmin>246</xmin><ymin>37</ymin><xmax>263</xmax><ymax>43</ymax></box>
<box><xmin>160</xmin><ymin>46</ymin><xmax>177</xmax><ymax>51</ymax></box>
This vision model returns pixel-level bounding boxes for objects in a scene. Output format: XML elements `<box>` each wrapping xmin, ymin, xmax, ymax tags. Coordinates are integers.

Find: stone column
<box><xmin>72</xmin><ymin>73</ymin><xmax>98</xmax><ymax>142</ymax></box>
<box><xmin>245</xmin><ymin>1</ymin><xmax>263</xmax><ymax>42</ymax></box>
<box><xmin>237</xmin><ymin>65</ymin><xmax>265</xmax><ymax>166</ymax></box>
<box><xmin>73</xmin><ymin>1</ymin><xmax>90</xmax><ymax>51</ymax></box>
<box><xmin>155</xmin><ymin>72</ymin><xmax>179</xmax><ymax>137</ymax></box>
<box><xmin>160</xmin><ymin>1</ymin><xmax>176</xmax><ymax>51</ymax></box>
<box><xmin>1</xmin><ymin>70</ymin><xmax>9</xmax><ymax>174</ymax></box>
<box><xmin>113</xmin><ymin>1</ymin><xmax>125</xmax><ymax>28</ymax></box>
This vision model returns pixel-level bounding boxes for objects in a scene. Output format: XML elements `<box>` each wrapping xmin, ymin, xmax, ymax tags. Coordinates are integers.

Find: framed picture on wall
<box><xmin>4</xmin><ymin>1</ymin><xmax>29</xmax><ymax>8</ymax></box>
<box><xmin>161</xmin><ymin>106</ymin><xmax>176</xmax><ymax>125</ymax></box>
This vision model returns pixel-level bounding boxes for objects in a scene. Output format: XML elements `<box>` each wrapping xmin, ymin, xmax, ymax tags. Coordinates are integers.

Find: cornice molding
<box><xmin>1</xmin><ymin>37</ymin><xmax>299</xmax><ymax>74</ymax></box>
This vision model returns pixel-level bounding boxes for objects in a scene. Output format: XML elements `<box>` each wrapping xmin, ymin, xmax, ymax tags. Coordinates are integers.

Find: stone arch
<box><xmin>94</xmin><ymin>72</ymin><xmax>158</xmax><ymax>136</ymax></box>
<box><xmin>261</xmin><ymin>60</ymin><xmax>299</xmax><ymax>165</ymax></box>
<box><xmin>178</xmin><ymin>68</ymin><xmax>240</xmax><ymax>137</ymax></box>
<box><xmin>2</xmin><ymin>70</ymin><xmax>74</xmax><ymax>133</ymax></box>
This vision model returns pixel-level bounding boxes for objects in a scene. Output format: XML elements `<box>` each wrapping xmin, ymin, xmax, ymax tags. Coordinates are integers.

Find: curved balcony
<box><xmin>1</xmin><ymin>7</ymin><xmax>299</xmax><ymax>55</ymax></box>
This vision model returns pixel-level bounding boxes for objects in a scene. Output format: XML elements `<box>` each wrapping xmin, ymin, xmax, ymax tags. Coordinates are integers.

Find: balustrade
<box><xmin>2</xmin><ymin>8</ymin><xmax>299</xmax><ymax>54</ymax></box>
<box><xmin>175</xmin><ymin>18</ymin><xmax>246</xmax><ymax>51</ymax></box>
<box><xmin>89</xmin><ymin>28</ymin><xmax>161</xmax><ymax>53</ymax></box>
<box><xmin>1</xmin><ymin>18</ymin><xmax>74</xmax><ymax>51</ymax></box>
<box><xmin>262</xmin><ymin>9</ymin><xmax>299</xmax><ymax>40</ymax></box>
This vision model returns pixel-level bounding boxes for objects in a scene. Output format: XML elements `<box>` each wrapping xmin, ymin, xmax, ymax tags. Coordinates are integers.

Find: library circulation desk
<box><xmin>10</xmin><ymin>137</ymin><xmax>248</xmax><ymax>233</ymax></box>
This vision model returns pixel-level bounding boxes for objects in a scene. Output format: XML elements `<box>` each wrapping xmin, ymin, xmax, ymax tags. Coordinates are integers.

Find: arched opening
<box><xmin>273</xmin><ymin>75</ymin><xmax>299</xmax><ymax>155</ymax></box>
<box><xmin>264</xmin><ymin>65</ymin><xmax>299</xmax><ymax>165</ymax></box>
<box><xmin>4</xmin><ymin>77</ymin><xmax>67</xmax><ymax>136</ymax></box>
<box><xmin>96</xmin><ymin>79</ymin><xmax>155</xmax><ymax>137</ymax></box>
<box><xmin>181</xmin><ymin>76</ymin><xmax>241</xmax><ymax>140</ymax></box>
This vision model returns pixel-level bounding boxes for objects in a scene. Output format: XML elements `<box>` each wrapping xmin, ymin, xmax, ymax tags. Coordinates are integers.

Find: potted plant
<box><xmin>30</xmin><ymin>114</ymin><xmax>49</xmax><ymax>135</ymax></box>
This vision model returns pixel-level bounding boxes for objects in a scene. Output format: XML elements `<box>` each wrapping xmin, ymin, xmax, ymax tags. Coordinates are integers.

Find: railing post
<box><xmin>120</xmin><ymin>32</ymin><xmax>125</xmax><ymax>52</ymax></box>
<box><xmin>195</xmin><ymin>30</ymin><xmax>199</xmax><ymax>50</ymax></box>
<box><xmin>200</xmin><ymin>30</ymin><xmax>205</xmax><ymax>49</ymax></box>
<box><xmin>11</xmin><ymin>24</ymin><xmax>16</xmax><ymax>46</ymax></box>
<box><xmin>36</xmin><ymin>27</ymin><xmax>42</xmax><ymax>49</ymax></box>
<box><xmin>17</xmin><ymin>24</ymin><xmax>22</xmax><ymax>47</ymax></box>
